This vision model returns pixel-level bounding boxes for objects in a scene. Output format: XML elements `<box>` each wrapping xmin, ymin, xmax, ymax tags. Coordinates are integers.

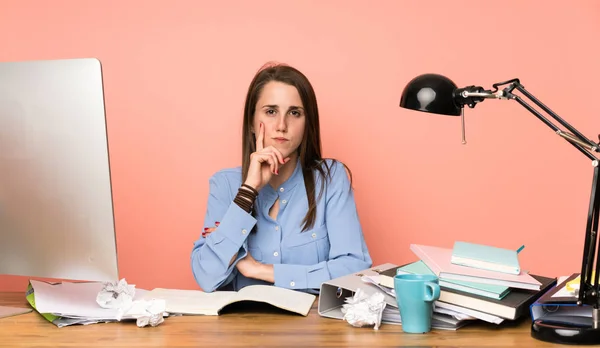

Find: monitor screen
<box><xmin>0</xmin><ymin>58</ymin><xmax>119</xmax><ymax>282</ymax></box>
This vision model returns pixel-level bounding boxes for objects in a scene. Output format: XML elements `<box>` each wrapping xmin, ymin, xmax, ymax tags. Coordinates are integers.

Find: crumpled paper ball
<box><xmin>125</xmin><ymin>299</ymin><xmax>166</xmax><ymax>328</ymax></box>
<box><xmin>341</xmin><ymin>288</ymin><xmax>387</xmax><ymax>330</ymax></box>
<box><xmin>96</xmin><ymin>279</ymin><xmax>136</xmax><ymax>310</ymax></box>
<box><xmin>136</xmin><ymin>312</ymin><xmax>164</xmax><ymax>328</ymax></box>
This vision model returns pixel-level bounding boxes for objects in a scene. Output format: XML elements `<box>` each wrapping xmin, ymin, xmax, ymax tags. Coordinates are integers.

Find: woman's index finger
<box><xmin>256</xmin><ymin>122</ymin><xmax>264</xmax><ymax>151</ymax></box>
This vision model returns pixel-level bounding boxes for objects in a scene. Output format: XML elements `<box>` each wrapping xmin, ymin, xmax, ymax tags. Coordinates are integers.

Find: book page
<box><xmin>237</xmin><ymin>285</ymin><xmax>316</xmax><ymax>316</ymax></box>
<box><xmin>144</xmin><ymin>288</ymin><xmax>237</xmax><ymax>315</ymax></box>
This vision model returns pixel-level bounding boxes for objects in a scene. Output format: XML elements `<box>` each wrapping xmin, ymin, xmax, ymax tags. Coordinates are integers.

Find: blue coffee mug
<box><xmin>393</xmin><ymin>273</ymin><xmax>441</xmax><ymax>333</ymax></box>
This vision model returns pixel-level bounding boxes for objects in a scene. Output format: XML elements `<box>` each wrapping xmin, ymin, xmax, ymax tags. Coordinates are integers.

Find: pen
<box><xmin>516</xmin><ymin>245</ymin><xmax>525</xmax><ymax>254</ymax></box>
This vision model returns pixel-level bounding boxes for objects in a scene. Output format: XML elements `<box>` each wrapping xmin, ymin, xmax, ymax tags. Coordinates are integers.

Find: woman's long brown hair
<box><xmin>241</xmin><ymin>63</ymin><xmax>351</xmax><ymax>232</ymax></box>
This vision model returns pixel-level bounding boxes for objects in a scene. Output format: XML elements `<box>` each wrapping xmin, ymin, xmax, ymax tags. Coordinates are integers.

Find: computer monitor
<box><xmin>0</xmin><ymin>58</ymin><xmax>119</xmax><ymax>315</ymax></box>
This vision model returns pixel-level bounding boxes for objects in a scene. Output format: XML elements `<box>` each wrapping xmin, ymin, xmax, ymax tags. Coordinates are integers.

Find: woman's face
<box><xmin>253</xmin><ymin>81</ymin><xmax>306</xmax><ymax>159</ymax></box>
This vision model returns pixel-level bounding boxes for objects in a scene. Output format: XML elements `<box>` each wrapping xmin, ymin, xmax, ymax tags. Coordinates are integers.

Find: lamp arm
<box><xmin>512</xmin><ymin>83</ymin><xmax>598</xmax><ymax>150</ymax></box>
<box><xmin>510</xmin><ymin>92</ymin><xmax>598</xmax><ymax>161</ymax></box>
<box><xmin>460</xmin><ymin>80</ymin><xmax>600</xmax><ymax>313</ymax></box>
<box><xmin>498</xmin><ymin>82</ymin><xmax>600</xmax><ymax>311</ymax></box>
<box><xmin>460</xmin><ymin>80</ymin><xmax>600</xmax><ymax>161</ymax></box>
<box><xmin>511</xmin><ymin>83</ymin><xmax>599</xmax><ymax>155</ymax></box>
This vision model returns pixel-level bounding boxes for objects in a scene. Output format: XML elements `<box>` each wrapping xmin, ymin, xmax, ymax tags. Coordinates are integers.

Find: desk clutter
<box><xmin>318</xmin><ymin>242</ymin><xmax>557</xmax><ymax>331</ymax></box>
<box><xmin>19</xmin><ymin>240</ymin><xmax>567</xmax><ymax>333</ymax></box>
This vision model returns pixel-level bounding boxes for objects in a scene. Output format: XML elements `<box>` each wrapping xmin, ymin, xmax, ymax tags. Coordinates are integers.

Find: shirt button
<box><xmin>281</xmin><ymin>200</ymin><xmax>287</xmax><ymax>204</ymax></box>
<box><xmin>279</xmin><ymin>187</ymin><xmax>284</xmax><ymax>192</ymax></box>
<box><xmin>311</xmin><ymin>233</ymin><xmax>317</xmax><ymax>238</ymax></box>
<box><xmin>290</xmin><ymin>281</ymin><xmax>295</xmax><ymax>287</ymax></box>
<box><xmin>242</xmin><ymin>229</ymin><xmax>247</xmax><ymax>235</ymax></box>
<box><xmin>273</xmin><ymin>251</ymin><xmax>279</xmax><ymax>257</ymax></box>
<box><xmin>275</xmin><ymin>226</ymin><xmax>279</xmax><ymax>231</ymax></box>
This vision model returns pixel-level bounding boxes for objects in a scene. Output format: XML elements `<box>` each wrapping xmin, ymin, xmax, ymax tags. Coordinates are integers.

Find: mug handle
<box><xmin>423</xmin><ymin>282</ymin><xmax>440</xmax><ymax>302</ymax></box>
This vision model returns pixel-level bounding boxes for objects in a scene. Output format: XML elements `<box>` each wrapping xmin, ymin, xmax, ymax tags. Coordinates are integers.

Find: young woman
<box><xmin>191</xmin><ymin>63</ymin><xmax>372</xmax><ymax>293</ymax></box>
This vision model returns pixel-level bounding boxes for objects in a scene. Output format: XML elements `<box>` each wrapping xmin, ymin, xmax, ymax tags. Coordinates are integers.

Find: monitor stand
<box><xmin>0</xmin><ymin>305</ymin><xmax>32</xmax><ymax>319</ymax></box>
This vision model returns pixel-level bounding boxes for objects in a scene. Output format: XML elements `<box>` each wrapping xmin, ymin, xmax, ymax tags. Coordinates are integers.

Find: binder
<box><xmin>530</xmin><ymin>273</ymin><xmax>590</xmax><ymax>325</ymax></box>
<box><xmin>318</xmin><ymin>263</ymin><xmax>399</xmax><ymax>320</ymax></box>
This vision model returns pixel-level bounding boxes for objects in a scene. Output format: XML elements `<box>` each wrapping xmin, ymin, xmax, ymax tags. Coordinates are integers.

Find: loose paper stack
<box><xmin>26</xmin><ymin>280</ymin><xmax>165</xmax><ymax>327</ymax></box>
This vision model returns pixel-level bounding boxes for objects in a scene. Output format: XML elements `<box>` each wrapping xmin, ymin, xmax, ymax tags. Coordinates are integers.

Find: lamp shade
<box><xmin>399</xmin><ymin>73</ymin><xmax>461</xmax><ymax>116</ymax></box>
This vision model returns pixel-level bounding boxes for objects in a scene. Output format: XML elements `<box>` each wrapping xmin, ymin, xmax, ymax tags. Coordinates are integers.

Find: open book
<box><xmin>142</xmin><ymin>285</ymin><xmax>316</xmax><ymax>316</ymax></box>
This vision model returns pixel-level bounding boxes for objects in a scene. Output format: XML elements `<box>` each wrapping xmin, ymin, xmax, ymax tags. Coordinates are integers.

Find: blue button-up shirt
<box><xmin>191</xmin><ymin>159</ymin><xmax>372</xmax><ymax>293</ymax></box>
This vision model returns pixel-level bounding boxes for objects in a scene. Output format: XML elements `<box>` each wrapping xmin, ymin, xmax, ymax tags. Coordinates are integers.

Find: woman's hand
<box><xmin>202</xmin><ymin>222</ymin><xmax>219</xmax><ymax>238</ymax></box>
<box><xmin>236</xmin><ymin>253</ymin><xmax>274</xmax><ymax>283</ymax></box>
<box><xmin>235</xmin><ymin>253</ymin><xmax>259</xmax><ymax>278</ymax></box>
<box><xmin>244</xmin><ymin>122</ymin><xmax>290</xmax><ymax>191</ymax></box>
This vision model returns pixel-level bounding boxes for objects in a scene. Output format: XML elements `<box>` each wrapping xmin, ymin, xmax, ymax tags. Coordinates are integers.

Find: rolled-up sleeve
<box><xmin>273</xmin><ymin>161</ymin><xmax>372</xmax><ymax>290</ymax></box>
<box><xmin>191</xmin><ymin>173</ymin><xmax>257</xmax><ymax>292</ymax></box>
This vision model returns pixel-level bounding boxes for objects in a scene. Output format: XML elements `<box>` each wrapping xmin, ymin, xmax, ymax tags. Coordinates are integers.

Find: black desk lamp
<box><xmin>399</xmin><ymin>73</ymin><xmax>600</xmax><ymax>345</ymax></box>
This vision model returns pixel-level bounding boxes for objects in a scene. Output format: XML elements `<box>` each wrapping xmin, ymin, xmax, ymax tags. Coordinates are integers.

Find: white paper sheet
<box><xmin>30</xmin><ymin>280</ymin><xmax>149</xmax><ymax>320</ymax></box>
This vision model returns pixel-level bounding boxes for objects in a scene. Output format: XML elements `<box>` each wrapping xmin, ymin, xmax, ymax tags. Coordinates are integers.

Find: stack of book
<box><xmin>375</xmin><ymin>242</ymin><xmax>557</xmax><ymax>329</ymax></box>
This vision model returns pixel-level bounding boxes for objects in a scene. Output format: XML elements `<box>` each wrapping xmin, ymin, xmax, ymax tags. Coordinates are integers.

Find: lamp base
<box><xmin>531</xmin><ymin>319</ymin><xmax>600</xmax><ymax>345</ymax></box>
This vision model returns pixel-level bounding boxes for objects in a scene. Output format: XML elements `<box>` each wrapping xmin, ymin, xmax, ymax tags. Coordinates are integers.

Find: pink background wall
<box><xmin>1</xmin><ymin>0</ymin><xmax>599</xmax><ymax>292</ymax></box>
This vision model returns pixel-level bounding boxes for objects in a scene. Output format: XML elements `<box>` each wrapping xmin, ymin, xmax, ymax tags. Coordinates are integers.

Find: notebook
<box><xmin>396</xmin><ymin>260</ymin><xmax>511</xmax><ymax>300</ymax></box>
<box><xmin>451</xmin><ymin>241</ymin><xmax>521</xmax><ymax>275</ymax></box>
<box><xmin>410</xmin><ymin>244</ymin><xmax>542</xmax><ymax>290</ymax></box>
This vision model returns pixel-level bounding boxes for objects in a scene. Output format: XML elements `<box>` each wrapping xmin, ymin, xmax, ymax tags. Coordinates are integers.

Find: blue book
<box><xmin>451</xmin><ymin>241</ymin><xmax>521</xmax><ymax>275</ymax></box>
<box><xmin>397</xmin><ymin>260</ymin><xmax>511</xmax><ymax>300</ymax></box>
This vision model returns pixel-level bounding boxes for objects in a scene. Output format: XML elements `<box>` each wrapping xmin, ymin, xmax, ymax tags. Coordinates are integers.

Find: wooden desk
<box><xmin>0</xmin><ymin>292</ymin><xmax>563</xmax><ymax>347</ymax></box>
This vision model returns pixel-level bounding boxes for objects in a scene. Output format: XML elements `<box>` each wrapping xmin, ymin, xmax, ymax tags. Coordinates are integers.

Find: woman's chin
<box><xmin>268</xmin><ymin>145</ymin><xmax>289</xmax><ymax>158</ymax></box>
<box><xmin>280</xmin><ymin>149</ymin><xmax>299</xmax><ymax>161</ymax></box>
